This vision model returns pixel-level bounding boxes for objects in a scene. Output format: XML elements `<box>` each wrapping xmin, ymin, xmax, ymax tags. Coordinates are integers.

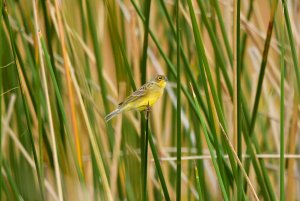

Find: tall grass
<box><xmin>175</xmin><ymin>0</ymin><xmax>181</xmax><ymax>200</ymax></box>
<box><xmin>1</xmin><ymin>0</ymin><xmax>299</xmax><ymax>200</ymax></box>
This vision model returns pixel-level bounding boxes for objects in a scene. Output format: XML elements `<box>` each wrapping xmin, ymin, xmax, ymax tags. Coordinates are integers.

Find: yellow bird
<box><xmin>105</xmin><ymin>75</ymin><xmax>168</xmax><ymax>122</ymax></box>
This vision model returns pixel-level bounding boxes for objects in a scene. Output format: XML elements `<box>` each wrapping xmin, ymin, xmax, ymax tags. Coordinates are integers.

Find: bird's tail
<box><xmin>105</xmin><ymin>108</ymin><xmax>122</xmax><ymax>122</ymax></box>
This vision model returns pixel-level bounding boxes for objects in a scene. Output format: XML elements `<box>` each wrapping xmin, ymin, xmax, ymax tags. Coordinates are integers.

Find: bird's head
<box><xmin>153</xmin><ymin>75</ymin><xmax>168</xmax><ymax>88</ymax></box>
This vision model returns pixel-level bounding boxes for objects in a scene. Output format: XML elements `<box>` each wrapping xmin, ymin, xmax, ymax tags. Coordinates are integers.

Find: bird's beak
<box><xmin>165</xmin><ymin>77</ymin><xmax>168</xmax><ymax>82</ymax></box>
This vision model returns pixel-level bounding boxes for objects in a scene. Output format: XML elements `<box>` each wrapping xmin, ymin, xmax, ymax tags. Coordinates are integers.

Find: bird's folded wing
<box><xmin>118</xmin><ymin>83</ymin><xmax>150</xmax><ymax>107</ymax></box>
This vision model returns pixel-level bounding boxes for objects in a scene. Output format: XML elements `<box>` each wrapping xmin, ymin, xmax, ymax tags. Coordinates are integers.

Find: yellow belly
<box><xmin>125</xmin><ymin>89</ymin><xmax>163</xmax><ymax>111</ymax></box>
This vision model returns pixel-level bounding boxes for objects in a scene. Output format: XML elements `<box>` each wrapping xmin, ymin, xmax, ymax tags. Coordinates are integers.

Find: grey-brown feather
<box><xmin>105</xmin><ymin>81</ymin><xmax>158</xmax><ymax>121</ymax></box>
<box><xmin>118</xmin><ymin>82</ymin><xmax>153</xmax><ymax>107</ymax></box>
<box><xmin>104</xmin><ymin>108</ymin><xmax>121</xmax><ymax>122</ymax></box>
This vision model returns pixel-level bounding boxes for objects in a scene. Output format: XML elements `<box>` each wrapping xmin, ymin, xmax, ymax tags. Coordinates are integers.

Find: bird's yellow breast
<box><xmin>126</xmin><ymin>88</ymin><xmax>164</xmax><ymax>111</ymax></box>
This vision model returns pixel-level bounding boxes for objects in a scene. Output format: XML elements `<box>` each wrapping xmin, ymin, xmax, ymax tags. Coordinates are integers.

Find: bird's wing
<box><xmin>118</xmin><ymin>82</ymin><xmax>153</xmax><ymax>107</ymax></box>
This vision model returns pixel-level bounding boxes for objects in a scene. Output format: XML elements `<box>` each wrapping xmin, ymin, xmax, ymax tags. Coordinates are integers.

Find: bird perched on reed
<box><xmin>105</xmin><ymin>75</ymin><xmax>168</xmax><ymax>122</ymax></box>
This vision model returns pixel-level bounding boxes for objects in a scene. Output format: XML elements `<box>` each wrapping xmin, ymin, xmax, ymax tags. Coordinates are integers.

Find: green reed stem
<box><xmin>0</xmin><ymin>1</ymin><xmax>3</xmax><ymax>198</ymax></box>
<box><xmin>194</xmin><ymin>161</ymin><xmax>204</xmax><ymax>201</ymax></box>
<box><xmin>142</xmin><ymin>107</ymin><xmax>150</xmax><ymax>201</ymax></box>
<box><xmin>281</xmin><ymin>0</ymin><xmax>300</xmax><ymax>90</ymax></box>
<box><xmin>140</xmin><ymin>0</ymin><xmax>152</xmax><ymax>85</ymax></box>
<box><xmin>211</xmin><ymin>0</ymin><xmax>233</xmax><ymax>66</ymax></box>
<box><xmin>176</xmin><ymin>0</ymin><xmax>181</xmax><ymax>200</ymax></box>
<box><xmin>246</xmin><ymin>2</ymin><xmax>278</xmax><ymax>200</ymax></box>
<box><xmin>148</xmin><ymin>131</ymin><xmax>171</xmax><ymax>201</ymax></box>
<box><xmin>249</xmin><ymin>0</ymin><xmax>278</xmax><ymax>142</ymax></box>
<box><xmin>236</xmin><ymin>0</ymin><xmax>243</xmax><ymax>200</ymax></box>
<box><xmin>140</xmin><ymin>0</ymin><xmax>152</xmax><ymax>199</ymax></box>
<box><xmin>279</xmin><ymin>19</ymin><xmax>285</xmax><ymax>201</ymax></box>
<box><xmin>241</xmin><ymin>0</ymin><xmax>254</xmax><ymax>69</ymax></box>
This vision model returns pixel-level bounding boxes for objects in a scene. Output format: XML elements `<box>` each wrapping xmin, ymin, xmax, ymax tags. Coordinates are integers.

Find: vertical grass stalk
<box><xmin>142</xmin><ymin>106</ymin><xmax>150</xmax><ymax>201</ymax></box>
<box><xmin>236</xmin><ymin>0</ymin><xmax>243</xmax><ymax>199</ymax></box>
<box><xmin>140</xmin><ymin>0</ymin><xmax>152</xmax><ymax>199</ymax></box>
<box><xmin>0</xmin><ymin>0</ymin><xmax>3</xmax><ymax>197</ymax></box>
<box><xmin>176</xmin><ymin>0</ymin><xmax>181</xmax><ymax>200</ymax></box>
<box><xmin>211</xmin><ymin>0</ymin><xmax>233</xmax><ymax>65</ymax></box>
<box><xmin>249</xmin><ymin>0</ymin><xmax>278</xmax><ymax>141</ymax></box>
<box><xmin>245</xmin><ymin>2</ymin><xmax>278</xmax><ymax>199</ymax></box>
<box><xmin>281</xmin><ymin>0</ymin><xmax>300</xmax><ymax>89</ymax></box>
<box><xmin>140</xmin><ymin>0</ymin><xmax>152</xmax><ymax>84</ymax></box>
<box><xmin>194</xmin><ymin>161</ymin><xmax>203</xmax><ymax>201</ymax></box>
<box><xmin>241</xmin><ymin>0</ymin><xmax>254</xmax><ymax>67</ymax></box>
<box><xmin>148</xmin><ymin>131</ymin><xmax>171</xmax><ymax>201</ymax></box>
<box><xmin>279</xmin><ymin>19</ymin><xmax>285</xmax><ymax>201</ymax></box>
<box><xmin>32</xmin><ymin>0</ymin><xmax>46</xmax><ymax>199</ymax></box>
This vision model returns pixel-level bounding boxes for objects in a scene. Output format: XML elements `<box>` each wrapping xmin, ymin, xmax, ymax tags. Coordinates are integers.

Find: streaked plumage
<box><xmin>105</xmin><ymin>75</ymin><xmax>168</xmax><ymax>122</ymax></box>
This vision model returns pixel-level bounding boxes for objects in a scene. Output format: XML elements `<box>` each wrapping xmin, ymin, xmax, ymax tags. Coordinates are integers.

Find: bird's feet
<box><xmin>145</xmin><ymin>102</ymin><xmax>151</xmax><ymax>120</ymax></box>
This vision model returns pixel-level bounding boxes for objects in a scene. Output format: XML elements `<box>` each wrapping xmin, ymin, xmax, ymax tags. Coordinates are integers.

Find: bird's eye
<box><xmin>158</xmin><ymin>76</ymin><xmax>162</xmax><ymax>80</ymax></box>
